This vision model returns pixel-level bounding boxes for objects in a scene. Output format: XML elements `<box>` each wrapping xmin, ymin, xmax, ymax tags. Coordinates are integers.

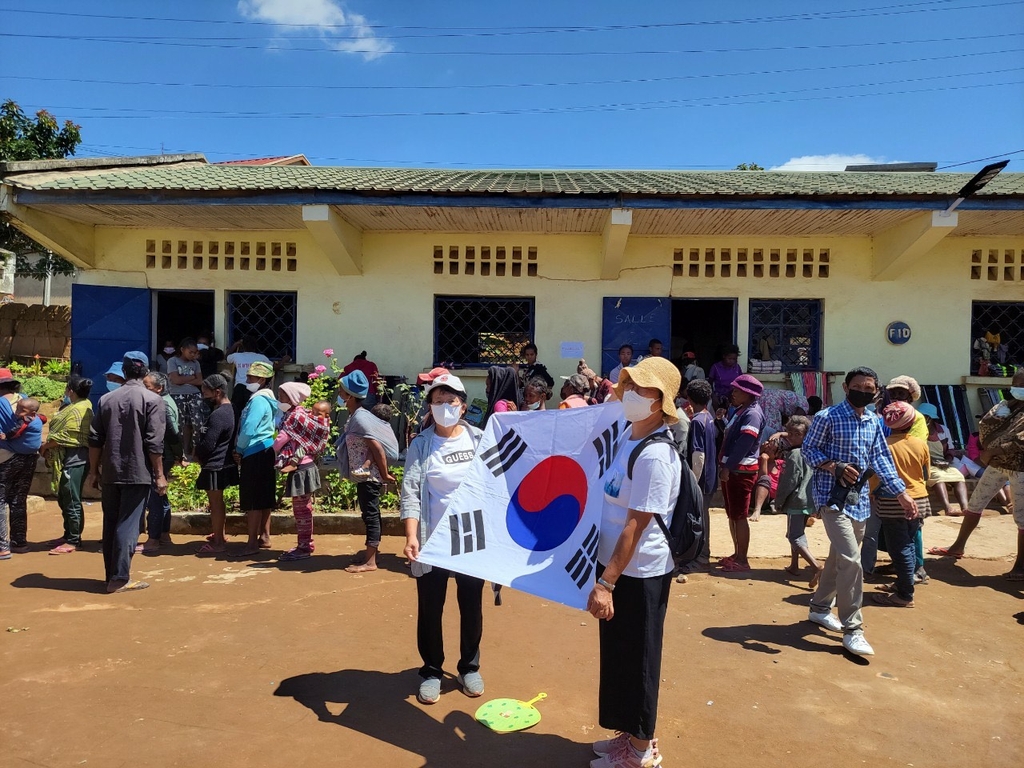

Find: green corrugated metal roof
<box><xmin>5</xmin><ymin>163</ymin><xmax>1024</xmax><ymax>197</ymax></box>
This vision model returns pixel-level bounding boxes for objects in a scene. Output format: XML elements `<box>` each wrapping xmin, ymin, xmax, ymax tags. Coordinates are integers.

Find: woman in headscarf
<box><xmin>232</xmin><ymin>361</ymin><xmax>278</xmax><ymax>557</ymax></box>
<box><xmin>194</xmin><ymin>374</ymin><xmax>238</xmax><ymax>555</ymax></box>
<box><xmin>483</xmin><ymin>365</ymin><xmax>520</xmax><ymax>426</ymax></box>
<box><xmin>274</xmin><ymin>381</ymin><xmax>330</xmax><ymax>561</ymax></box>
<box><xmin>41</xmin><ymin>375</ymin><xmax>94</xmax><ymax>554</ymax></box>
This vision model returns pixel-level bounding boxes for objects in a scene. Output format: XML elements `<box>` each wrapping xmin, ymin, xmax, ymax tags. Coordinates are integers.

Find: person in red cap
<box><xmin>717</xmin><ymin>373</ymin><xmax>765</xmax><ymax>572</ymax></box>
<box><xmin>413</xmin><ymin>367</ymin><xmax>449</xmax><ymax>432</ymax></box>
<box><xmin>681</xmin><ymin>351</ymin><xmax>705</xmax><ymax>384</ymax></box>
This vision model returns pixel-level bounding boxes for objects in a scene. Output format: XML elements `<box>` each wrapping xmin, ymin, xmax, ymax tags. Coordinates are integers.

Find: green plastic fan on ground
<box><xmin>475</xmin><ymin>692</ymin><xmax>547</xmax><ymax>733</ymax></box>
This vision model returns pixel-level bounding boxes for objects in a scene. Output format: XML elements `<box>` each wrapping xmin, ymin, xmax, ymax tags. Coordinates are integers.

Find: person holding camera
<box><xmin>801</xmin><ymin>367</ymin><xmax>916</xmax><ymax>657</ymax></box>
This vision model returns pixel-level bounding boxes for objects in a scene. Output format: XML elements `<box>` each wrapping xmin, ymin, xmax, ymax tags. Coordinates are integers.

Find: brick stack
<box><xmin>0</xmin><ymin>303</ymin><xmax>71</xmax><ymax>360</ymax></box>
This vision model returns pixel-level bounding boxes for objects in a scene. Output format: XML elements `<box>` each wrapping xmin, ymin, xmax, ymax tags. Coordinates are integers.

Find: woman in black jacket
<box><xmin>195</xmin><ymin>374</ymin><xmax>239</xmax><ymax>555</ymax></box>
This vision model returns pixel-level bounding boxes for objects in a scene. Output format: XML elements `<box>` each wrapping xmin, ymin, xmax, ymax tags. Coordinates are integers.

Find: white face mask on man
<box><xmin>621</xmin><ymin>389</ymin><xmax>657</xmax><ymax>423</ymax></box>
<box><xmin>431</xmin><ymin>402</ymin><xmax>462</xmax><ymax>428</ymax></box>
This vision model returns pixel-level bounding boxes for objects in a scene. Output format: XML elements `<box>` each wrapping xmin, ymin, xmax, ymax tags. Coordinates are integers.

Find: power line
<box><xmin>3</xmin><ymin>49</ymin><xmax>1019</xmax><ymax>92</ymax></box>
<box><xmin>31</xmin><ymin>79</ymin><xmax>1023</xmax><ymax>120</ymax></box>
<box><xmin>936</xmin><ymin>148</ymin><xmax>1024</xmax><ymax>169</ymax></box>
<box><xmin>2</xmin><ymin>31</ymin><xmax>1022</xmax><ymax>56</ymax></box>
<box><xmin>2</xmin><ymin>0</ymin><xmax>1018</xmax><ymax>36</ymax></box>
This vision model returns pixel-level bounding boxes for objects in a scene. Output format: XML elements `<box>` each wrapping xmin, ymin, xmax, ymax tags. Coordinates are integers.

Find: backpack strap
<box><xmin>626</xmin><ymin>430</ymin><xmax>678</xmax><ymax>542</ymax></box>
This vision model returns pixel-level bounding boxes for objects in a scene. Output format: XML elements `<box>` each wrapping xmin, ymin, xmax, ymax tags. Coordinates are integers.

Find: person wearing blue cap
<box><xmin>337</xmin><ymin>369</ymin><xmax>398</xmax><ymax>573</ymax></box>
<box><xmin>104</xmin><ymin>362</ymin><xmax>126</xmax><ymax>393</ymax></box>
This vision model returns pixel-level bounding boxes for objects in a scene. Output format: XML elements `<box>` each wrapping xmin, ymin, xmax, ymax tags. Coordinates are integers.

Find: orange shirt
<box><xmin>878</xmin><ymin>433</ymin><xmax>930</xmax><ymax>499</ymax></box>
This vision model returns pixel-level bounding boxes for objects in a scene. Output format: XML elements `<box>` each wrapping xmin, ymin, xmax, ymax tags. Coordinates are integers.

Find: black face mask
<box><xmin>846</xmin><ymin>389</ymin><xmax>875</xmax><ymax>409</ymax></box>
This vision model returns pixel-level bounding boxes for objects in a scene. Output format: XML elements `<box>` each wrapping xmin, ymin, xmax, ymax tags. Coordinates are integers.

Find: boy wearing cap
<box><xmin>717</xmin><ymin>374</ymin><xmax>765</xmax><ymax>573</ymax></box>
<box><xmin>871</xmin><ymin>402</ymin><xmax>930</xmax><ymax>607</ymax></box>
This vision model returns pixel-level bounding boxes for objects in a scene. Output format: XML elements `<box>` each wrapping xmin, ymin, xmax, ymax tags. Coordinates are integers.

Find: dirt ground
<box><xmin>3</xmin><ymin>501</ymin><xmax>1022</xmax><ymax>768</ymax></box>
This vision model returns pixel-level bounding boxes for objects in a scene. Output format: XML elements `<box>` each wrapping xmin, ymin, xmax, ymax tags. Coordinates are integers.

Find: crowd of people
<box><xmin>0</xmin><ymin>335</ymin><xmax>1021</xmax><ymax>768</ymax></box>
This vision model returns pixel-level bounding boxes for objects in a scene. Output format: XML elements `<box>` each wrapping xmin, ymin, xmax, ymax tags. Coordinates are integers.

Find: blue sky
<box><xmin>3</xmin><ymin>0</ymin><xmax>1023</xmax><ymax>170</ymax></box>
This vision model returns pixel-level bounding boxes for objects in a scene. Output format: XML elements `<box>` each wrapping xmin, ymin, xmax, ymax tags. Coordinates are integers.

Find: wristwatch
<box><xmin>597</xmin><ymin>577</ymin><xmax>616</xmax><ymax>592</ymax></box>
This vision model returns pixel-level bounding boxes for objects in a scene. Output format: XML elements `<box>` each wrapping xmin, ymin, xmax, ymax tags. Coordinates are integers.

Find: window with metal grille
<box><xmin>227</xmin><ymin>291</ymin><xmax>297</xmax><ymax>360</ymax></box>
<box><xmin>434</xmin><ymin>296</ymin><xmax>535</xmax><ymax>368</ymax></box>
<box><xmin>970</xmin><ymin>301</ymin><xmax>1024</xmax><ymax>375</ymax></box>
<box><xmin>748</xmin><ymin>299</ymin><xmax>822</xmax><ymax>372</ymax></box>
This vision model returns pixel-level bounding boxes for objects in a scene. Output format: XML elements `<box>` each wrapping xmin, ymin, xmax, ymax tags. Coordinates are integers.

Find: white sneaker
<box><xmin>842</xmin><ymin>632</ymin><xmax>875</xmax><ymax>656</ymax></box>
<box><xmin>808</xmin><ymin>610</ymin><xmax>842</xmax><ymax>632</ymax></box>
<box><xmin>594</xmin><ymin>735</ymin><xmax>660</xmax><ymax>758</ymax></box>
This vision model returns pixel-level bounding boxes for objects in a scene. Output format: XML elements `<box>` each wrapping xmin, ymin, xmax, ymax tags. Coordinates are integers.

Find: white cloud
<box><xmin>238</xmin><ymin>0</ymin><xmax>393</xmax><ymax>60</ymax></box>
<box><xmin>769</xmin><ymin>154</ymin><xmax>898</xmax><ymax>171</ymax></box>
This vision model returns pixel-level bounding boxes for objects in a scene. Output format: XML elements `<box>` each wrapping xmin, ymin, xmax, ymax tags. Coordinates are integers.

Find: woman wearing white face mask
<box><xmin>587</xmin><ymin>357</ymin><xmax>683</xmax><ymax>768</ymax></box>
<box><xmin>232</xmin><ymin>361</ymin><xmax>277</xmax><ymax>557</ymax></box>
<box><xmin>400</xmin><ymin>373</ymin><xmax>486</xmax><ymax>705</ymax></box>
<box><xmin>522</xmin><ymin>376</ymin><xmax>551</xmax><ymax>411</ymax></box>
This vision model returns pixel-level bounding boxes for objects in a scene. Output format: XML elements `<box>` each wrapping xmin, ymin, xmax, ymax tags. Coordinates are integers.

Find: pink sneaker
<box><xmin>590</xmin><ymin>739</ymin><xmax>661</xmax><ymax>768</ymax></box>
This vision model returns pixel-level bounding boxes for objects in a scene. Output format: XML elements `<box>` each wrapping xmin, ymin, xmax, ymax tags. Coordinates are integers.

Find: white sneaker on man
<box><xmin>842</xmin><ymin>632</ymin><xmax>875</xmax><ymax>656</ymax></box>
<box><xmin>808</xmin><ymin>610</ymin><xmax>842</xmax><ymax>632</ymax></box>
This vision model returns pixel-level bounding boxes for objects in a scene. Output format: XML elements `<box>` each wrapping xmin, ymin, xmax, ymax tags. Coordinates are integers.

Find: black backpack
<box><xmin>627</xmin><ymin>431</ymin><xmax>706</xmax><ymax>567</ymax></box>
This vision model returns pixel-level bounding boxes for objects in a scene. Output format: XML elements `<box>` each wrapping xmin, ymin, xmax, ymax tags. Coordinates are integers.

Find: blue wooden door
<box><xmin>601</xmin><ymin>297</ymin><xmax>671</xmax><ymax>376</ymax></box>
<box><xmin>71</xmin><ymin>284</ymin><xmax>152</xmax><ymax>403</ymax></box>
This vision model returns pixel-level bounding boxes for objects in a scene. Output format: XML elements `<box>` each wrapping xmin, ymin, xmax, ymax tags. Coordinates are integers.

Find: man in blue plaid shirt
<box><xmin>801</xmin><ymin>367</ymin><xmax>917</xmax><ymax>657</ymax></box>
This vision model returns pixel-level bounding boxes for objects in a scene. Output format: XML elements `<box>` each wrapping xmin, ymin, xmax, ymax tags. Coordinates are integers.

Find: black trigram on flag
<box><xmin>564</xmin><ymin>524</ymin><xmax>599</xmax><ymax>589</ymax></box>
<box><xmin>450</xmin><ymin>509</ymin><xmax>487</xmax><ymax>556</ymax></box>
<box><xmin>479</xmin><ymin>429</ymin><xmax>528</xmax><ymax>477</ymax></box>
<box><xmin>592</xmin><ymin>421</ymin><xmax>621</xmax><ymax>475</ymax></box>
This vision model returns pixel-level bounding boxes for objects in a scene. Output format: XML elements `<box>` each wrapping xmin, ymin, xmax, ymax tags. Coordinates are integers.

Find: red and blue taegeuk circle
<box><xmin>506</xmin><ymin>456</ymin><xmax>588</xmax><ymax>551</ymax></box>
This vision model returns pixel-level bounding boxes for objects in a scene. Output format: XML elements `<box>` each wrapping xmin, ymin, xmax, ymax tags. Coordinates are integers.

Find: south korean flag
<box><xmin>419</xmin><ymin>402</ymin><xmax>626</xmax><ymax>610</ymax></box>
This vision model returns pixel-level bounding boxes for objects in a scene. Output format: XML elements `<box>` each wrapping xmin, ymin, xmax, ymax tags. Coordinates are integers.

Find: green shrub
<box><xmin>44</xmin><ymin>359</ymin><xmax>71</xmax><ymax>376</ymax></box>
<box><xmin>166</xmin><ymin>462</ymin><xmax>241</xmax><ymax>511</ymax></box>
<box><xmin>21</xmin><ymin>375</ymin><xmax>67</xmax><ymax>403</ymax></box>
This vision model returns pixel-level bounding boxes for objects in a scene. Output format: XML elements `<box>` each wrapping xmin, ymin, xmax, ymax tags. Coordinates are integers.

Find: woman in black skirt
<box><xmin>587</xmin><ymin>357</ymin><xmax>684</xmax><ymax>768</ymax></box>
<box><xmin>232</xmin><ymin>361</ymin><xmax>279</xmax><ymax>557</ymax></box>
<box><xmin>194</xmin><ymin>374</ymin><xmax>238</xmax><ymax>555</ymax></box>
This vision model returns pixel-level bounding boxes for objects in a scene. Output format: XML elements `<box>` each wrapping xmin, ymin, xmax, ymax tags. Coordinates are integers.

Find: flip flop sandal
<box><xmin>113</xmin><ymin>581</ymin><xmax>150</xmax><ymax>593</ymax></box>
<box><xmin>196</xmin><ymin>543</ymin><xmax>226</xmax><ymax>556</ymax></box>
<box><xmin>927</xmin><ymin>547</ymin><xmax>964</xmax><ymax>559</ymax></box>
<box><xmin>720</xmin><ymin>560</ymin><xmax>751</xmax><ymax>573</ymax></box>
<box><xmin>49</xmin><ymin>544</ymin><xmax>77</xmax><ymax>555</ymax></box>
<box><xmin>872</xmin><ymin>592</ymin><xmax>914</xmax><ymax>607</ymax></box>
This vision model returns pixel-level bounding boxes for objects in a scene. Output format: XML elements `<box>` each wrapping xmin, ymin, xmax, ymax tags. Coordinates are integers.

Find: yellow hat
<box><xmin>613</xmin><ymin>357</ymin><xmax>681</xmax><ymax>424</ymax></box>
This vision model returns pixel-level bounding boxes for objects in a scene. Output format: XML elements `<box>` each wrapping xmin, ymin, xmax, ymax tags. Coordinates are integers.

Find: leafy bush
<box><xmin>20</xmin><ymin>375</ymin><xmax>67</xmax><ymax>403</ymax></box>
<box><xmin>44</xmin><ymin>359</ymin><xmax>71</xmax><ymax>376</ymax></box>
<box><xmin>166</xmin><ymin>462</ymin><xmax>240</xmax><ymax>512</ymax></box>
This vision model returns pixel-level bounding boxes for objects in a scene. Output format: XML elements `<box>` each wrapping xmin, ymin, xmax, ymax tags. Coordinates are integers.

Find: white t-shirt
<box><xmin>598</xmin><ymin>428</ymin><xmax>681</xmax><ymax>578</ymax></box>
<box><xmin>227</xmin><ymin>352</ymin><xmax>272</xmax><ymax>387</ymax></box>
<box><xmin>424</xmin><ymin>429</ymin><xmax>477</xmax><ymax>538</ymax></box>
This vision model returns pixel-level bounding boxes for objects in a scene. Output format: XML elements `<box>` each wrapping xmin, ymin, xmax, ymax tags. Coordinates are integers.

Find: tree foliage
<box><xmin>734</xmin><ymin>162</ymin><xmax>766</xmax><ymax>171</ymax></box>
<box><xmin>0</xmin><ymin>99</ymin><xmax>82</xmax><ymax>280</ymax></box>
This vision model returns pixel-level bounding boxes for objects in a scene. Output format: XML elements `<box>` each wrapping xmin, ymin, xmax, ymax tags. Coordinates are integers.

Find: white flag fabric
<box><xmin>418</xmin><ymin>402</ymin><xmax>627</xmax><ymax>610</ymax></box>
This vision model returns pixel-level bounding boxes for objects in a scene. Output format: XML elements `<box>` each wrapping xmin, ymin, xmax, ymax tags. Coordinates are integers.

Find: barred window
<box><xmin>748</xmin><ymin>299</ymin><xmax>822</xmax><ymax>372</ymax></box>
<box><xmin>970</xmin><ymin>301</ymin><xmax>1024</xmax><ymax>376</ymax></box>
<box><xmin>227</xmin><ymin>291</ymin><xmax>297</xmax><ymax>360</ymax></box>
<box><xmin>434</xmin><ymin>296</ymin><xmax>535</xmax><ymax>368</ymax></box>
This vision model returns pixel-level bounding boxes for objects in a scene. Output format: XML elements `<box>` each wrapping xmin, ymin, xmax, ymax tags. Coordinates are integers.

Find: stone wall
<box><xmin>0</xmin><ymin>303</ymin><xmax>71</xmax><ymax>360</ymax></box>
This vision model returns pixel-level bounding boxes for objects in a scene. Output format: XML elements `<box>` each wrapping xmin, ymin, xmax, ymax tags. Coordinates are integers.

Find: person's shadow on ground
<box><xmin>702</xmin><ymin>622</ymin><xmax>869</xmax><ymax>664</ymax></box>
<box><xmin>10</xmin><ymin>572</ymin><xmax>103</xmax><ymax>593</ymax></box>
<box><xmin>274</xmin><ymin>668</ymin><xmax>589</xmax><ymax>768</ymax></box>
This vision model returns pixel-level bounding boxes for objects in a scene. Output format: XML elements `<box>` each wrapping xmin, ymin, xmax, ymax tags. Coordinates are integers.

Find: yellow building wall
<box><xmin>79</xmin><ymin>226</ymin><xmax>1023</xmax><ymax>412</ymax></box>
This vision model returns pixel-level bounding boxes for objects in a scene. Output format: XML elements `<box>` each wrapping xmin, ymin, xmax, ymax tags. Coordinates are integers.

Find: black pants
<box><xmin>597</xmin><ymin>564</ymin><xmax>672</xmax><ymax>740</ymax></box>
<box><xmin>416</xmin><ymin>566</ymin><xmax>484</xmax><ymax>680</ymax></box>
<box><xmin>101</xmin><ymin>484</ymin><xmax>149</xmax><ymax>584</ymax></box>
<box><xmin>356</xmin><ymin>481</ymin><xmax>382</xmax><ymax>548</ymax></box>
<box><xmin>0</xmin><ymin>453</ymin><xmax>38</xmax><ymax>548</ymax></box>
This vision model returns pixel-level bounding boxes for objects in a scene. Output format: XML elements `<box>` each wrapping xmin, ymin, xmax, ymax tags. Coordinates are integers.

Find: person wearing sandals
<box><xmin>166</xmin><ymin>338</ymin><xmax>206</xmax><ymax>461</ymax></box>
<box><xmin>194</xmin><ymin>375</ymin><xmax>238</xmax><ymax>556</ymax></box>
<box><xmin>587</xmin><ymin>357</ymin><xmax>682</xmax><ymax>768</ymax></box>
<box><xmin>774</xmin><ymin>416</ymin><xmax>823</xmax><ymax>588</ymax></box>
<box><xmin>717</xmin><ymin>373</ymin><xmax>765</xmax><ymax>573</ymax></box>
<box><xmin>401</xmin><ymin>374</ymin><xmax>485</xmax><ymax>705</ymax></box>
<box><xmin>928</xmin><ymin>369</ymin><xmax>1024</xmax><ymax>580</ymax></box>
<box><xmin>41</xmin><ymin>376</ymin><xmax>94</xmax><ymax>555</ymax></box>
<box><xmin>869</xmin><ymin>402</ymin><xmax>930</xmax><ymax>608</ymax></box>
<box><xmin>139</xmin><ymin>372</ymin><xmax>182</xmax><ymax>553</ymax></box>
<box><xmin>87</xmin><ymin>353</ymin><xmax>167</xmax><ymax>593</ymax></box>
<box><xmin>337</xmin><ymin>370</ymin><xmax>399</xmax><ymax>574</ymax></box>
<box><xmin>274</xmin><ymin>382</ymin><xmax>330</xmax><ymax>561</ymax></box>
<box><xmin>0</xmin><ymin>396</ymin><xmax>44</xmax><ymax>558</ymax></box>
<box><xmin>233</xmin><ymin>361</ymin><xmax>278</xmax><ymax>557</ymax></box>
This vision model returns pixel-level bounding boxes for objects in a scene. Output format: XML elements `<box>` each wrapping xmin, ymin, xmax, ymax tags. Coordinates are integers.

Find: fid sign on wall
<box><xmin>886</xmin><ymin>321</ymin><xmax>912</xmax><ymax>345</ymax></box>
